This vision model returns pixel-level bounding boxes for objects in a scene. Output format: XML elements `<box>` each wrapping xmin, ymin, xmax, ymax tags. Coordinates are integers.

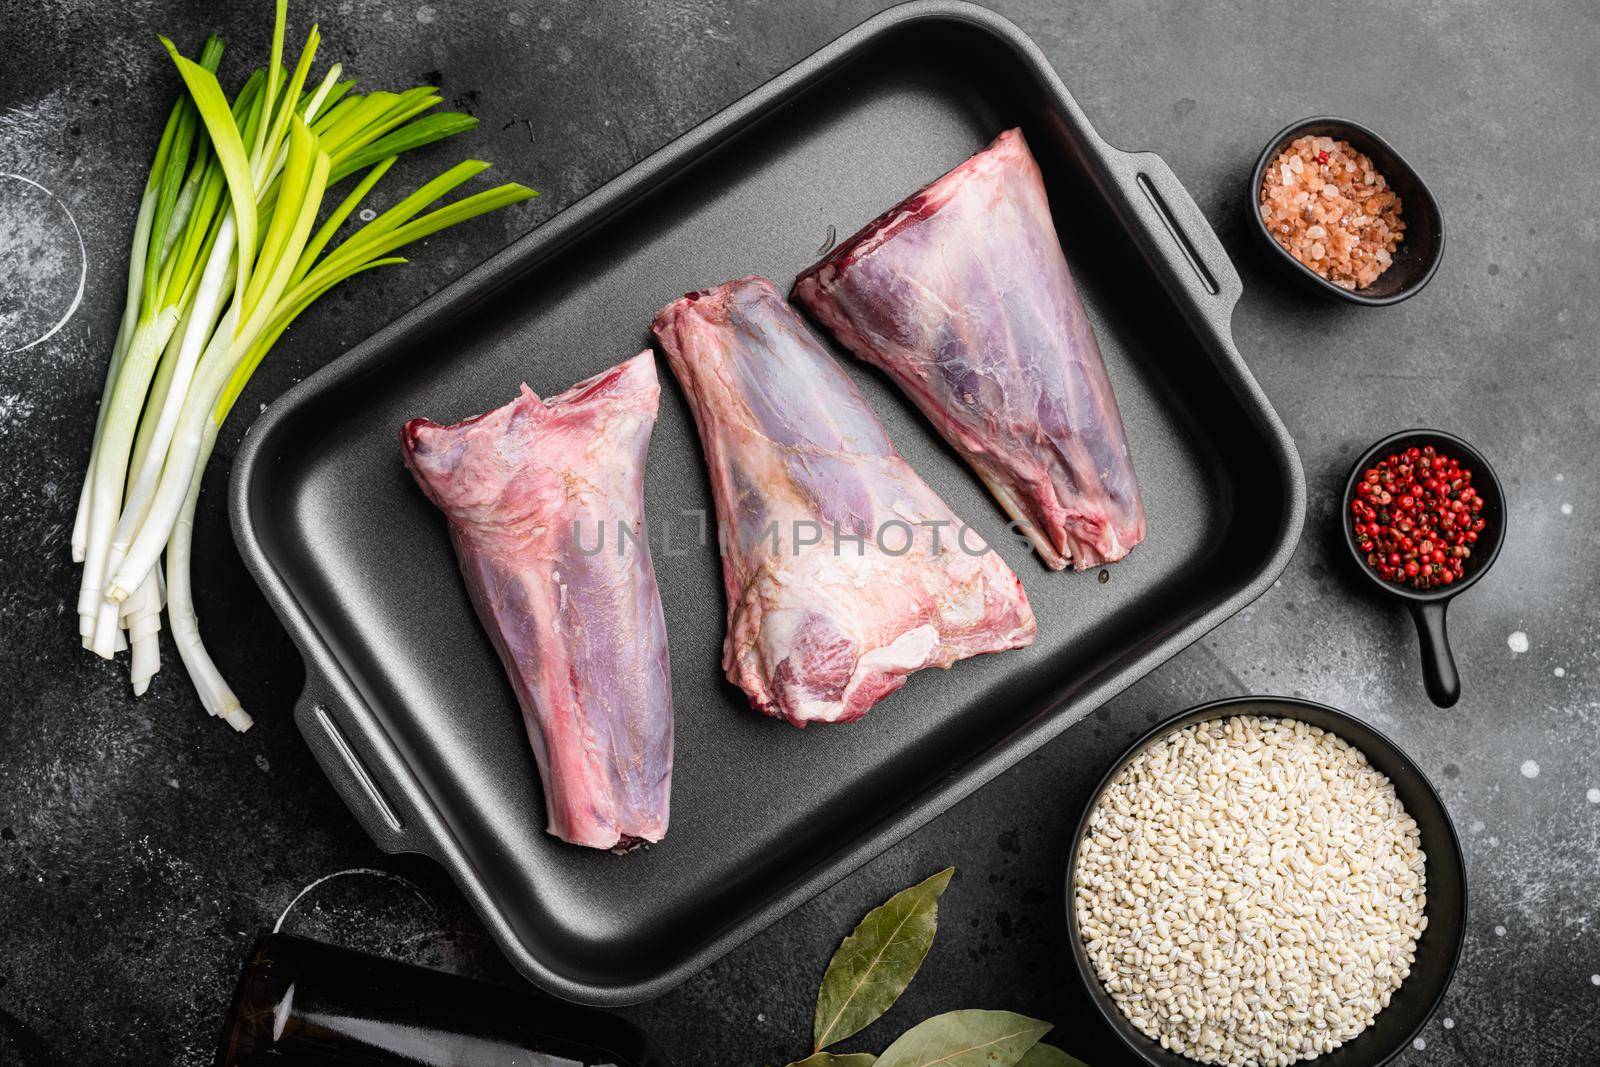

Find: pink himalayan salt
<box><xmin>1260</xmin><ymin>135</ymin><xmax>1405</xmax><ymax>290</ymax></box>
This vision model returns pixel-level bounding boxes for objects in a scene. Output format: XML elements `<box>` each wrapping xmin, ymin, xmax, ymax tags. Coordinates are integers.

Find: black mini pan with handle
<box><xmin>1341</xmin><ymin>429</ymin><xmax>1506</xmax><ymax>708</ymax></box>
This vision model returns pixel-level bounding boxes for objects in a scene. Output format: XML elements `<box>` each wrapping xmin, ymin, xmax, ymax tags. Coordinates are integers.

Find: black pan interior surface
<box><xmin>235</xmin><ymin>4</ymin><xmax>1302</xmax><ymax>1003</ymax></box>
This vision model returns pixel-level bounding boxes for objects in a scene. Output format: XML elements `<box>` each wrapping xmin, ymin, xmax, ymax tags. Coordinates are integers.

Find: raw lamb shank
<box><xmin>400</xmin><ymin>352</ymin><xmax>673</xmax><ymax>850</ymax></box>
<box><xmin>652</xmin><ymin>277</ymin><xmax>1035</xmax><ymax>727</ymax></box>
<box><xmin>794</xmin><ymin>128</ymin><xmax>1147</xmax><ymax>571</ymax></box>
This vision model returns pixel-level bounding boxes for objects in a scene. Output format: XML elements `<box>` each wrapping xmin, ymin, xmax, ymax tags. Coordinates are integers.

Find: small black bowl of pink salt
<box><xmin>1250</xmin><ymin>117</ymin><xmax>1444</xmax><ymax>306</ymax></box>
<box><xmin>1342</xmin><ymin>430</ymin><xmax>1505</xmax><ymax>707</ymax></box>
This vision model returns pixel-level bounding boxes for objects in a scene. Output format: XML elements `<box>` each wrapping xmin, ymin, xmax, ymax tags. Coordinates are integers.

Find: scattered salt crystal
<box><xmin>1443</xmin><ymin>1018</ymin><xmax>1455</xmax><ymax>1029</ymax></box>
<box><xmin>1521</xmin><ymin>760</ymin><xmax>1540</xmax><ymax>779</ymax></box>
<box><xmin>1586</xmin><ymin>788</ymin><xmax>1600</xmax><ymax>804</ymax></box>
<box><xmin>1508</xmin><ymin>631</ymin><xmax>1530</xmax><ymax>654</ymax></box>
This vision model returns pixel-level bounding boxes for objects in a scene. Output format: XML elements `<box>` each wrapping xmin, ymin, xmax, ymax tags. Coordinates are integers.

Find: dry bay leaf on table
<box><xmin>812</xmin><ymin>867</ymin><xmax>954</xmax><ymax>1051</ymax></box>
<box><xmin>1015</xmin><ymin>1043</ymin><xmax>1090</xmax><ymax>1067</ymax></box>
<box><xmin>873</xmin><ymin>1009</ymin><xmax>1051</xmax><ymax>1067</ymax></box>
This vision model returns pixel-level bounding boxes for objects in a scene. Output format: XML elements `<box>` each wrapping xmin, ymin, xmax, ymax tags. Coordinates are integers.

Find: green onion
<box><xmin>74</xmin><ymin>0</ymin><xmax>536</xmax><ymax>727</ymax></box>
<box><xmin>75</xmin><ymin>37</ymin><xmax>225</xmax><ymax>652</ymax></box>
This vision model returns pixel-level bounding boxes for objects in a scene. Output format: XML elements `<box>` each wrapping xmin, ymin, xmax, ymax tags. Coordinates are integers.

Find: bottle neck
<box><xmin>218</xmin><ymin>933</ymin><xmax>669</xmax><ymax>1067</ymax></box>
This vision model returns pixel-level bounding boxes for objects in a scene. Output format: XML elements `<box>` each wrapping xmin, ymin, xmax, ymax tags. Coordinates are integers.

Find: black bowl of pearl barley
<box><xmin>1065</xmin><ymin>696</ymin><xmax>1466</xmax><ymax>1067</ymax></box>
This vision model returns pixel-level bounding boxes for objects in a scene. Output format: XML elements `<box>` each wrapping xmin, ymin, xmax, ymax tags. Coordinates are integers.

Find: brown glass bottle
<box><xmin>216</xmin><ymin>933</ymin><xmax>671</xmax><ymax>1066</ymax></box>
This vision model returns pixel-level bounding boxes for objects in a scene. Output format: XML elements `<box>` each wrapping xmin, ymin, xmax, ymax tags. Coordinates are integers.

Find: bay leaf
<box><xmin>1015</xmin><ymin>1043</ymin><xmax>1089</xmax><ymax>1067</ymax></box>
<box><xmin>874</xmin><ymin>1009</ymin><xmax>1051</xmax><ymax>1067</ymax></box>
<box><xmin>812</xmin><ymin>867</ymin><xmax>955</xmax><ymax>1050</ymax></box>
<box><xmin>785</xmin><ymin>1054</ymin><xmax>878</xmax><ymax>1067</ymax></box>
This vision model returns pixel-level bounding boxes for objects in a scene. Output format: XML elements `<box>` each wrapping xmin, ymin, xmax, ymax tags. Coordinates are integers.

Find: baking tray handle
<box><xmin>1113</xmin><ymin>150</ymin><xmax>1243</xmax><ymax>313</ymax></box>
<box><xmin>293</xmin><ymin>660</ymin><xmax>433</xmax><ymax>858</ymax></box>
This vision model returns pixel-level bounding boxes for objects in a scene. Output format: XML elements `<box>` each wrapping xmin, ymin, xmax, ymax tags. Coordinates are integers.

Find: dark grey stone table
<box><xmin>2</xmin><ymin>1</ymin><xmax>1595</xmax><ymax>1064</ymax></box>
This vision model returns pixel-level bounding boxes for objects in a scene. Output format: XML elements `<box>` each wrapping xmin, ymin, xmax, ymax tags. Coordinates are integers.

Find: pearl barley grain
<box><xmin>1074</xmin><ymin>716</ymin><xmax>1428</xmax><ymax>1066</ymax></box>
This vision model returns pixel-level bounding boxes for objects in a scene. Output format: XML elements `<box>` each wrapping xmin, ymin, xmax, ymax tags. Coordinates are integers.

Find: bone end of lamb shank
<box><xmin>400</xmin><ymin>351</ymin><xmax>673</xmax><ymax>851</ymax></box>
<box><xmin>652</xmin><ymin>277</ymin><xmax>1036</xmax><ymax>728</ymax></box>
<box><xmin>793</xmin><ymin>127</ymin><xmax>1147</xmax><ymax>571</ymax></box>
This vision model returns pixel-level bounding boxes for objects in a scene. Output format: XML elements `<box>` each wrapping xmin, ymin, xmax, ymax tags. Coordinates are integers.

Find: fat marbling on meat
<box><xmin>794</xmin><ymin>128</ymin><xmax>1147</xmax><ymax>571</ymax></box>
<box><xmin>652</xmin><ymin>277</ymin><xmax>1035</xmax><ymax>727</ymax></box>
<box><xmin>400</xmin><ymin>352</ymin><xmax>673</xmax><ymax>850</ymax></box>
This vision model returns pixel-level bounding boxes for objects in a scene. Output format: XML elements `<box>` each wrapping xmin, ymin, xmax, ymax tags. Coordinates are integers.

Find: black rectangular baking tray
<box><xmin>231</xmin><ymin>0</ymin><xmax>1304</xmax><ymax>1005</ymax></box>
